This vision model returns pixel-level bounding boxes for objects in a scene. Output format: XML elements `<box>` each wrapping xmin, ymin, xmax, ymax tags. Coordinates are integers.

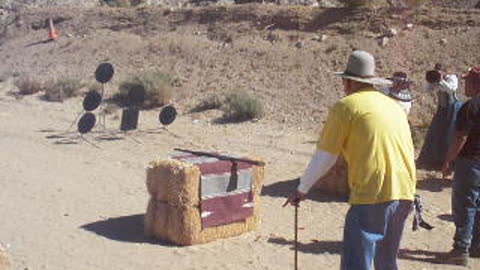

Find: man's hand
<box><xmin>442</xmin><ymin>161</ymin><xmax>453</xmax><ymax>179</ymax></box>
<box><xmin>283</xmin><ymin>191</ymin><xmax>307</xmax><ymax>207</ymax></box>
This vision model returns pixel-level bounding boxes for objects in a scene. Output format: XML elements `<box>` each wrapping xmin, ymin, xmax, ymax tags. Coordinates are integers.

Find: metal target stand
<box><xmin>94</xmin><ymin>63</ymin><xmax>115</xmax><ymax>132</ymax></box>
<box><xmin>118</xmin><ymin>83</ymin><xmax>147</xmax><ymax>145</ymax></box>
<box><xmin>58</xmin><ymin>63</ymin><xmax>116</xmax><ymax>148</ymax></box>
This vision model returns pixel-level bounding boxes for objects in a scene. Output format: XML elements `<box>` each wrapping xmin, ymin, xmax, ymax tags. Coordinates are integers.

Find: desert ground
<box><xmin>1</xmin><ymin>2</ymin><xmax>480</xmax><ymax>270</ymax></box>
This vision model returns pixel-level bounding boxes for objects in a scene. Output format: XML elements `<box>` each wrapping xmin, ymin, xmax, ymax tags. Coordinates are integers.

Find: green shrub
<box><xmin>15</xmin><ymin>76</ymin><xmax>43</xmax><ymax>95</ymax></box>
<box><xmin>115</xmin><ymin>72</ymin><xmax>173</xmax><ymax>109</ymax></box>
<box><xmin>191</xmin><ymin>94</ymin><xmax>224</xmax><ymax>113</ymax></box>
<box><xmin>223</xmin><ymin>91</ymin><xmax>264</xmax><ymax>121</ymax></box>
<box><xmin>44</xmin><ymin>78</ymin><xmax>84</xmax><ymax>102</ymax></box>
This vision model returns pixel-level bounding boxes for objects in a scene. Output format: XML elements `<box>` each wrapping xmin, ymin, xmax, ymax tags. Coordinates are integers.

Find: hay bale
<box><xmin>147</xmin><ymin>199</ymin><xmax>260</xmax><ymax>245</ymax></box>
<box><xmin>0</xmin><ymin>244</ymin><xmax>9</xmax><ymax>270</ymax></box>
<box><xmin>146</xmin><ymin>159</ymin><xmax>201</xmax><ymax>206</ymax></box>
<box><xmin>314</xmin><ymin>157</ymin><xmax>349</xmax><ymax>196</ymax></box>
<box><xmin>145</xmin><ymin>155</ymin><xmax>264</xmax><ymax>245</ymax></box>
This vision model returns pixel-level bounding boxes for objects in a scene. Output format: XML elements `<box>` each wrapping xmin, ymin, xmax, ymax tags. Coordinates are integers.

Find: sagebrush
<box><xmin>224</xmin><ymin>91</ymin><xmax>264</xmax><ymax>121</ymax></box>
<box><xmin>115</xmin><ymin>72</ymin><xmax>173</xmax><ymax>109</ymax></box>
<box><xmin>15</xmin><ymin>76</ymin><xmax>43</xmax><ymax>95</ymax></box>
<box><xmin>43</xmin><ymin>78</ymin><xmax>84</xmax><ymax>102</ymax></box>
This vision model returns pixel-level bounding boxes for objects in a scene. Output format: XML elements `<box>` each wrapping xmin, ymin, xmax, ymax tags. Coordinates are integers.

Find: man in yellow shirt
<box><xmin>285</xmin><ymin>51</ymin><xmax>416</xmax><ymax>270</ymax></box>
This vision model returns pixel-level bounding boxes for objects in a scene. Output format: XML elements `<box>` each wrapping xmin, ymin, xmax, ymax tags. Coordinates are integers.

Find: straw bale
<box><xmin>149</xmin><ymin>199</ymin><xmax>260</xmax><ymax>246</ymax></box>
<box><xmin>146</xmin><ymin>159</ymin><xmax>201</xmax><ymax>206</ymax></box>
<box><xmin>145</xmin><ymin>156</ymin><xmax>265</xmax><ymax>245</ymax></box>
<box><xmin>314</xmin><ymin>157</ymin><xmax>349</xmax><ymax>196</ymax></box>
<box><xmin>144</xmin><ymin>198</ymin><xmax>155</xmax><ymax>237</ymax></box>
<box><xmin>248</xmin><ymin>156</ymin><xmax>265</xmax><ymax>195</ymax></box>
<box><xmin>0</xmin><ymin>244</ymin><xmax>9</xmax><ymax>270</ymax></box>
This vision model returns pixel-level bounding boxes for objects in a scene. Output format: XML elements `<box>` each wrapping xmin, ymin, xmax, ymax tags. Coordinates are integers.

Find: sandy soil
<box><xmin>1</xmin><ymin>3</ymin><xmax>480</xmax><ymax>270</ymax></box>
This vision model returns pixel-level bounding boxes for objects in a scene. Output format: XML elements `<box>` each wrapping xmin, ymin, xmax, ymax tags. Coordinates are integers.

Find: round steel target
<box><xmin>83</xmin><ymin>90</ymin><xmax>102</xmax><ymax>111</ymax></box>
<box><xmin>159</xmin><ymin>105</ymin><xmax>177</xmax><ymax>126</ymax></box>
<box><xmin>78</xmin><ymin>113</ymin><xmax>96</xmax><ymax>134</ymax></box>
<box><xmin>127</xmin><ymin>85</ymin><xmax>146</xmax><ymax>106</ymax></box>
<box><xmin>95</xmin><ymin>63</ymin><xmax>114</xmax><ymax>84</ymax></box>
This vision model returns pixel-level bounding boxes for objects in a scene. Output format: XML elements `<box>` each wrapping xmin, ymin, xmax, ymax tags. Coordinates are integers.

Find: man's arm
<box><xmin>439</xmin><ymin>74</ymin><xmax>458</xmax><ymax>94</ymax></box>
<box><xmin>283</xmin><ymin>150</ymin><xmax>338</xmax><ymax>206</ymax></box>
<box><xmin>297</xmin><ymin>150</ymin><xmax>338</xmax><ymax>194</ymax></box>
<box><xmin>442</xmin><ymin>131</ymin><xmax>468</xmax><ymax>177</ymax></box>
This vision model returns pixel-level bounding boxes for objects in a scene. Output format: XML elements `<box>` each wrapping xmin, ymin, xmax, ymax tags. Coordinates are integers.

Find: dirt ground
<box><xmin>1</xmin><ymin>3</ymin><xmax>480</xmax><ymax>270</ymax></box>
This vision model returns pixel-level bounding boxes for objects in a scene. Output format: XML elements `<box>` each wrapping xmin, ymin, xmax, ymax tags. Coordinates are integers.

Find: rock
<box><xmin>385</xmin><ymin>28</ymin><xmax>397</xmax><ymax>37</ymax></box>
<box><xmin>295</xmin><ymin>41</ymin><xmax>304</xmax><ymax>48</ymax></box>
<box><xmin>266</xmin><ymin>31</ymin><xmax>281</xmax><ymax>43</ymax></box>
<box><xmin>379</xmin><ymin>36</ymin><xmax>389</xmax><ymax>47</ymax></box>
<box><xmin>216</xmin><ymin>0</ymin><xmax>235</xmax><ymax>6</ymax></box>
<box><xmin>312</xmin><ymin>34</ymin><xmax>328</xmax><ymax>42</ymax></box>
<box><xmin>440</xmin><ymin>38</ymin><xmax>447</xmax><ymax>44</ymax></box>
<box><xmin>406</xmin><ymin>23</ymin><xmax>414</xmax><ymax>30</ymax></box>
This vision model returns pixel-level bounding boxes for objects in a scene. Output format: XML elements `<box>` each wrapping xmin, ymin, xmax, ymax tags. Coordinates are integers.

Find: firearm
<box><xmin>173</xmin><ymin>148</ymin><xmax>265</xmax><ymax>166</ymax></box>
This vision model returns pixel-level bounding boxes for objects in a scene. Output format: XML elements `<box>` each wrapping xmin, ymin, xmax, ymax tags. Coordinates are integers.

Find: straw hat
<box><xmin>334</xmin><ymin>51</ymin><xmax>392</xmax><ymax>86</ymax></box>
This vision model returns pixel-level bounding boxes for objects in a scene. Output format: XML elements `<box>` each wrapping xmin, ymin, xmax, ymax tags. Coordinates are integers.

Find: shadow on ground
<box><xmin>399</xmin><ymin>249</ymin><xmax>457</xmax><ymax>265</ymax></box>
<box><xmin>261</xmin><ymin>178</ymin><xmax>348</xmax><ymax>203</ymax></box>
<box><xmin>416</xmin><ymin>178</ymin><xmax>452</xmax><ymax>192</ymax></box>
<box><xmin>80</xmin><ymin>214</ymin><xmax>175</xmax><ymax>246</ymax></box>
<box><xmin>438</xmin><ymin>214</ymin><xmax>454</xmax><ymax>222</ymax></box>
<box><xmin>268</xmin><ymin>237</ymin><xmax>342</xmax><ymax>255</ymax></box>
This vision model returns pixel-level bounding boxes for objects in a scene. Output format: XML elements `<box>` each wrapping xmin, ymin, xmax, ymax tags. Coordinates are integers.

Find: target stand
<box><xmin>94</xmin><ymin>62</ymin><xmax>115</xmax><ymax>132</ymax></box>
<box><xmin>118</xmin><ymin>84</ymin><xmax>146</xmax><ymax>144</ymax></box>
<box><xmin>65</xmin><ymin>63</ymin><xmax>116</xmax><ymax>138</ymax></box>
<box><xmin>75</xmin><ymin>112</ymin><xmax>101</xmax><ymax>148</ymax></box>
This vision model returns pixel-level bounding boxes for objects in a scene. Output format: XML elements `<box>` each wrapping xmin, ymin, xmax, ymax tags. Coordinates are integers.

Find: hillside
<box><xmin>1</xmin><ymin>3</ymin><xmax>480</xmax><ymax>129</ymax></box>
<box><xmin>1</xmin><ymin>3</ymin><xmax>480</xmax><ymax>270</ymax></box>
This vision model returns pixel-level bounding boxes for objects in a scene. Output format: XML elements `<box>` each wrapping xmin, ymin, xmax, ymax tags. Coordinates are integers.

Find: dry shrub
<box><xmin>116</xmin><ymin>72</ymin><xmax>173</xmax><ymax>109</ymax></box>
<box><xmin>43</xmin><ymin>78</ymin><xmax>85</xmax><ymax>102</ymax></box>
<box><xmin>15</xmin><ymin>76</ymin><xmax>43</xmax><ymax>95</ymax></box>
<box><xmin>224</xmin><ymin>91</ymin><xmax>264</xmax><ymax>121</ymax></box>
<box><xmin>102</xmin><ymin>0</ymin><xmax>148</xmax><ymax>7</ymax></box>
<box><xmin>340</xmin><ymin>0</ymin><xmax>385</xmax><ymax>7</ymax></box>
<box><xmin>191</xmin><ymin>94</ymin><xmax>225</xmax><ymax>113</ymax></box>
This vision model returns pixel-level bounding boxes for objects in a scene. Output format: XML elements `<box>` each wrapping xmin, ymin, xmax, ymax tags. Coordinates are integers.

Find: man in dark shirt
<box><xmin>441</xmin><ymin>66</ymin><xmax>480</xmax><ymax>266</ymax></box>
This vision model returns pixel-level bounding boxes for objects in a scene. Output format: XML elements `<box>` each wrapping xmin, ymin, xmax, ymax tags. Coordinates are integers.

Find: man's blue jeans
<box><xmin>452</xmin><ymin>158</ymin><xmax>480</xmax><ymax>251</ymax></box>
<box><xmin>340</xmin><ymin>200</ymin><xmax>413</xmax><ymax>270</ymax></box>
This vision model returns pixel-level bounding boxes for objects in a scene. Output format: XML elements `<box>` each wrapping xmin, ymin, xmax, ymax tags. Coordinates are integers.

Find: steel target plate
<box><xmin>126</xmin><ymin>85</ymin><xmax>146</xmax><ymax>106</ymax></box>
<box><xmin>95</xmin><ymin>63</ymin><xmax>114</xmax><ymax>84</ymax></box>
<box><xmin>120</xmin><ymin>108</ymin><xmax>140</xmax><ymax>132</ymax></box>
<box><xmin>78</xmin><ymin>113</ymin><xmax>96</xmax><ymax>134</ymax></box>
<box><xmin>159</xmin><ymin>105</ymin><xmax>177</xmax><ymax>126</ymax></box>
<box><xmin>83</xmin><ymin>90</ymin><xmax>102</xmax><ymax>111</ymax></box>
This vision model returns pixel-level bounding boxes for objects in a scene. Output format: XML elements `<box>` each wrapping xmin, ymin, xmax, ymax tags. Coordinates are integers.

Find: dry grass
<box><xmin>43</xmin><ymin>78</ymin><xmax>85</xmax><ymax>102</ymax></box>
<box><xmin>15</xmin><ymin>76</ymin><xmax>44</xmax><ymax>95</ymax></box>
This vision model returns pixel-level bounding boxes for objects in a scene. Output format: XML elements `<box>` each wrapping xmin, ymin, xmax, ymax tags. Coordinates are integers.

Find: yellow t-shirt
<box><xmin>317</xmin><ymin>88</ymin><xmax>416</xmax><ymax>204</ymax></box>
